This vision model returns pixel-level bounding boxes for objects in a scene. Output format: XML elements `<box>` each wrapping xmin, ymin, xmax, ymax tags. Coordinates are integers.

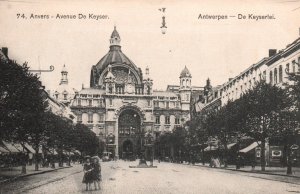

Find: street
<box><xmin>1</xmin><ymin>161</ymin><xmax>300</xmax><ymax>194</ymax></box>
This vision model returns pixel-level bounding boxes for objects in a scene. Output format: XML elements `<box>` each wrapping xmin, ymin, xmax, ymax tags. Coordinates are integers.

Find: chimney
<box><xmin>1</xmin><ymin>47</ymin><xmax>8</xmax><ymax>57</ymax></box>
<box><xmin>269</xmin><ymin>49</ymin><xmax>277</xmax><ymax>57</ymax></box>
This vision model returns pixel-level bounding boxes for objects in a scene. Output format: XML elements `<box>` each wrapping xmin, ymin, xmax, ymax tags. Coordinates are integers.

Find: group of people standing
<box><xmin>82</xmin><ymin>156</ymin><xmax>102</xmax><ymax>191</ymax></box>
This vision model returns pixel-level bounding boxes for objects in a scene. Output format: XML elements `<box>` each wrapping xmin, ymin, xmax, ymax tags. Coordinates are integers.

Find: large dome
<box><xmin>94</xmin><ymin>47</ymin><xmax>139</xmax><ymax>73</ymax></box>
<box><xmin>90</xmin><ymin>27</ymin><xmax>142</xmax><ymax>87</ymax></box>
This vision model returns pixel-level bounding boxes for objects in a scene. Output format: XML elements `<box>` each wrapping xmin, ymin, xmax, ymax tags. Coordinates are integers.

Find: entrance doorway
<box><xmin>118</xmin><ymin>108</ymin><xmax>142</xmax><ymax>160</ymax></box>
<box><xmin>122</xmin><ymin>140</ymin><xmax>134</xmax><ymax>160</ymax></box>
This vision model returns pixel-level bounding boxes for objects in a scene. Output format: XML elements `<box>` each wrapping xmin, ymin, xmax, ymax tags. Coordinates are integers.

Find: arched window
<box><xmin>93</xmin><ymin>113</ymin><xmax>100</xmax><ymax>123</ymax></box>
<box><xmin>82</xmin><ymin>113</ymin><xmax>88</xmax><ymax>124</ymax></box>
<box><xmin>182</xmin><ymin>79</ymin><xmax>185</xmax><ymax>87</ymax></box>
<box><xmin>298</xmin><ymin>57</ymin><xmax>300</xmax><ymax>73</ymax></box>
<box><xmin>279</xmin><ymin>65</ymin><xmax>283</xmax><ymax>83</ymax></box>
<box><xmin>269</xmin><ymin>71</ymin><xmax>273</xmax><ymax>85</ymax></box>
<box><xmin>274</xmin><ymin>68</ymin><xmax>277</xmax><ymax>84</ymax></box>
<box><xmin>292</xmin><ymin>61</ymin><xmax>296</xmax><ymax>73</ymax></box>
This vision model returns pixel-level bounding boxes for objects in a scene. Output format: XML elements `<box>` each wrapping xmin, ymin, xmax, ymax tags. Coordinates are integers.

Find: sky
<box><xmin>1</xmin><ymin>0</ymin><xmax>300</xmax><ymax>92</ymax></box>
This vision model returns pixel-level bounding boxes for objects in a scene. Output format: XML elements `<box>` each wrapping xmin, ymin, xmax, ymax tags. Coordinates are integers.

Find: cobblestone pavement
<box><xmin>1</xmin><ymin>161</ymin><xmax>300</xmax><ymax>194</ymax></box>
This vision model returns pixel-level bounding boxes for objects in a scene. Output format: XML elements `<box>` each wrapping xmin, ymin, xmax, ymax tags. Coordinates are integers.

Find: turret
<box><xmin>60</xmin><ymin>64</ymin><xmax>68</xmax><ymax>85</ymax></box>
<box><xmin>110</xmin><ymin>26</ymin><xmax>121</xmax><ymax>48</ymax></box>
<box><xmin>179</xmin><ymin>66</ymin><xmax>192</xmax><ymax>111</ymax></box>
<box><xmin>104</xmin><ymin>65</ymin><xmax>115</xmax><ymax>94</ymax></box>
<box><xmin>143</xmin><ymin>66</ymin><xmax>153</xmax><ymax>95</ymax></box>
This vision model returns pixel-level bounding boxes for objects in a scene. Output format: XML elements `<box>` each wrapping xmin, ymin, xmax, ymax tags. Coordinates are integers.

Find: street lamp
<box><xmin>161</xmin><ymin>16</ymin><xmax>167</xmax><ymax>35</ymax></box>
<box><xmin>144</xmin><ymin>131</ymin><xmax>155</xmax><ymax>166</ymax></box>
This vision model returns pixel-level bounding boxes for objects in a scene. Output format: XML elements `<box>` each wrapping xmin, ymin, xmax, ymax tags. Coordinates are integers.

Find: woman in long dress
<box><xmin>82</xmin><ymin>157</ymin><xmax>93</xmax><ymax>191</ymax></box>
<box><xmin>91</xmin><ymin>156</ymin><xmax>101</xmax><ymax>190</ymax></box>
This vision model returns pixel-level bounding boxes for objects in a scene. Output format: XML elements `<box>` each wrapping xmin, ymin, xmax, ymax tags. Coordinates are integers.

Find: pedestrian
<box><xmin>236</xmin><ymin>154</ymin><xmax>241</xmax><ymax>170</ymax></box>
<box><xmin>91</xmin><ymin>156</ymin><xmax>101</xmax><ymax>190</ymax></box>
<box><xmin>82</xmin><ymin>156</ymin><xmax>93</xmax><ymax>191</ymax></box>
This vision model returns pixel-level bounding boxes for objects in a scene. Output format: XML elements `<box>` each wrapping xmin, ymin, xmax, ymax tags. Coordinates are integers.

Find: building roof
<box><xmin>111</xmin><ymin>26</ymin><xmax>120</xmax><ymax>39</ymax></box>
<box><xmin>180</xmin><ymin>66</ymin><xmax>192</xmax><ymax>78</ymax></box>
<box><xmin>92</xmin><ymin>27</ymin><xmax>141</xmax><ymax>86</ymax></box>
<box><xmin>61</xmin><ymin>64</ymin><xmax>67</xmax><ymax>72</ymax></box>
<box><xmin>79</xmin><ymin>88</ymin><xmax>105</xmax><ymax>95</ymax></box>
<box><xmin>153</xmin><ymin>90</ymin><xmax>178</xmax><ymax>97</ymax></box>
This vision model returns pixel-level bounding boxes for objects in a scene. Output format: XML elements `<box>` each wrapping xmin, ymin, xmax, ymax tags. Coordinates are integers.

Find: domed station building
<box><xmin>70</xmin><ymin>27</ymin><xmax>203</xmax><ymax>159</ymax></box>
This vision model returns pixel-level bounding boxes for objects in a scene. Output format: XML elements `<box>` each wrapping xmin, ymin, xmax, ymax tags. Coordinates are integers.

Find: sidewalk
<box><xmin>193</xmin><ymin>162</ymin><xmax>300</xmax><ymax>178</ymax></box>
<box><xmin>0</xmin><ymin>163</ymin><xmax>72</xmax><ymax>184</ymax></box>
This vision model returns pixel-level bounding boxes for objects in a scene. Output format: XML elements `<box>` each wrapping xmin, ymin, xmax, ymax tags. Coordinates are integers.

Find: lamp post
<box><xmin>144</xmin><ymin>131</ymin><xmax>154</xmax><ymax>166</ymax></box>
<box><xmin>161</xmin><ymin>16</ymin><xmax>167</xmax><ymax>35</ymax></box>
<box><xmin>159</xmin><ymin>8</ymin><xmax>167</xmax><ymax>34</ymax></box>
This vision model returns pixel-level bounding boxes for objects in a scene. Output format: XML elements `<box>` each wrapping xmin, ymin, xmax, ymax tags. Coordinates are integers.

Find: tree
<box><xmin>71</xmin><ymin>124</ymin><xmax>100</xmax><ymax>156</ymax></box>
<box><xmin>0</xmin><ymin>59</ymin><xmax>48</xmax><ymax>171</ymax></box>
<box><xmin>44</xmin><ymin>112</ymin><xmax>74</xmax><ymax>167</ymax></box>
<box><xmin>241</xmin><ymin>81</ymin><xmax>289</xmax><ymax>171</ymax></box>
<box><xmin>281</xmin><ymin>69</ymin><xmax>300</xmax><ymax>174</ymax></box>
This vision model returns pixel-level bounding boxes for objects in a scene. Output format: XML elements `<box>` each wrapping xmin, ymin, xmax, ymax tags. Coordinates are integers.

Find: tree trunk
<box><xmin>35</xmin><ymin>147</ymin><xmax>39</xmax><ymax>171</ymax></box>
<box><xmin>286</xmin><ymin>146</ymin><xmax>293</xmax><ymax>175</ymax></box>
<box><xmin>21</xmin><ymin>153</ymin><xmax>27</xmax><ymax>174</ymax></box>
<box><xmin>202</xmin><ymin>149</ymin><xmax>205</xmax><ymax>165</ymax></box>
<box><xmin>261</xmin><ymin>139</ymin><xmax>266</xmax><ymax>171</ymax></box>
<box><xmin>223</xmin><ymin>140</ymin><xmax>228</xmax><ymax>168</ymax></box>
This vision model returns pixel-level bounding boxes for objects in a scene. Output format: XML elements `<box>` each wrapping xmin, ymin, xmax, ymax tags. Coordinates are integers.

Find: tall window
<box><xmin>155</xmin><ymin>116</ymin><xmax>160</xmax><ymax>124</ymax></box>
<box><xmin>77</xmin><ymin>114</ymin><xmax>82</xmax><ymax>122</ymax></box>
<box><xmin>298</xmin><ymin>57</ymin><xmax>300</xmax><ymax>72</ymax></box>
<box><xmin>263</xmin><ymin>71</ymin><xmax>266</xmax><ymax>80</ymax></box>
<box><xmin>64</xmin><ymin>94</ymin><xmax>67</xmax><ymax>100</ymax></box>
<box><xmin>147</xmin><ymin>100</ymin><xmax>151</xmax><ymax>107</ymax></box>
<box><xmin>292</xmin><ymin>60</ymin><xmax>296</xmax><ymax>73</ymax></box>
<box><xmin>279</xmin><ymin>65</ymin><xmax>283</xmax><ymax>83</ymax></box>
<box><xmin>109</xmin><ymin>99</ymin><xmax>113</xmax><ymax>106</ymax></box>
<box><xmin>186</xmin><ymin>94</ymin><xmax>190</xmax><ymax>101</ymax></box>
<box><xmin>78</xmin><ymin>99</ymin><xmax>81</xmax><ymax>106</ymax></box>
<box><xmin>89</xmin><ymin>99</ymin><xmax>92</xmax><ymax>107</ymax></box>
<box><xmin>175</xmin><ymin>117</ymin><xmax>180</xmax><ymax>124</ymax></box>
<box><xmin>166</xmin><ymin>102</ymin><xmax>169</xmax><ymax>109</ymax></box>
<box><xmin>286</xmin><ymin>63</ymin><xmax>290</xmax><ymax>73</ymax></box>
<box><xmin>165</xmin><ymin>116</ymin><xmax>170</xmax><ymax>124</ymax></box>
<box><xmin>269</xmin><ymin>71</ymin><xmax>273</xmax><ymax>85</ymax></box>
<box><xmin>88</xmin><ymin>114</ymin><xmax>93</xmax><ymax>123</ymax></box>
<box><xmin>99</xmin><ymin>114</ymin><xmax>104</xmax><ymax>123</ymax></box>
<box><xmin>274</xmin><ymin>68</ymin><xmax>277</xmax><ymax>84</ymax></box>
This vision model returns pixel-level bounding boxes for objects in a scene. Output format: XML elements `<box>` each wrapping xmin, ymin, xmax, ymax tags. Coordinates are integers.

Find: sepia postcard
<box><xmin>0</xmin><ymin>0</ymin><xmax>300</xmax><ymax>193</ymax></box>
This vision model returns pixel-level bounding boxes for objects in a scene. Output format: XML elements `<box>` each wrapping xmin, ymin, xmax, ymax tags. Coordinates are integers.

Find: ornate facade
<box><xmin>70</xmin><ymin>27</ymin><xmax>203</xmax><ymax>159</ymax></box>
<box><xmin>53</xmin><ymin>65</ymin><xmax>76</xmax><ymax>106</ymax></box>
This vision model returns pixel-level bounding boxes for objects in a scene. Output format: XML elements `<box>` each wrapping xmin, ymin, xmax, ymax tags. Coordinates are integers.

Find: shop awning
<box><xmin>13</xmin><ymin>143</ymin><xmax>25</xmax><ymax>152</ymax></box>
<box><xmin>239</xmin><ymin>142</ymin><xmax>260</xmax><ymax>153</ymax></box>
<box><xmin>0</xmin><ymin>146</ymin><xmax>10</xmax><ymax>153</ymax></box>
<box><xmin>227</xmin><ymin>143</ymin><xmax>237</xmax><ymax>149</ymax></box>
<box><xmin>204</xmin><ymin>145</ymin><xmax>218</xmax><ymax>152</ymax></box>
<box><xmin>74</xmin><ymin>150</ymin><xmax>81</xmax><ymax>155</ymax></box>
<box><xmin>2</xmin><ymin>141</ymin><xmax>20</xmax><ymax>153</ymax></box>
<box><xmin>23</xmin><ymin>143</ymin><xmax>35</xmax><ymax>153</ymax></box>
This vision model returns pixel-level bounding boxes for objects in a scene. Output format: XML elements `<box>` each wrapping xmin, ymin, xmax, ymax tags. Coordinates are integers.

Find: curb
<box><xmin>0</xmin><ymin>165</ymin><xmax>73</xmax><ymax>185</ymax></box>
<box><xmin>191</xmin><ymin>164</ymin><xmax>300</xmax><ymax>178</ymax></box>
